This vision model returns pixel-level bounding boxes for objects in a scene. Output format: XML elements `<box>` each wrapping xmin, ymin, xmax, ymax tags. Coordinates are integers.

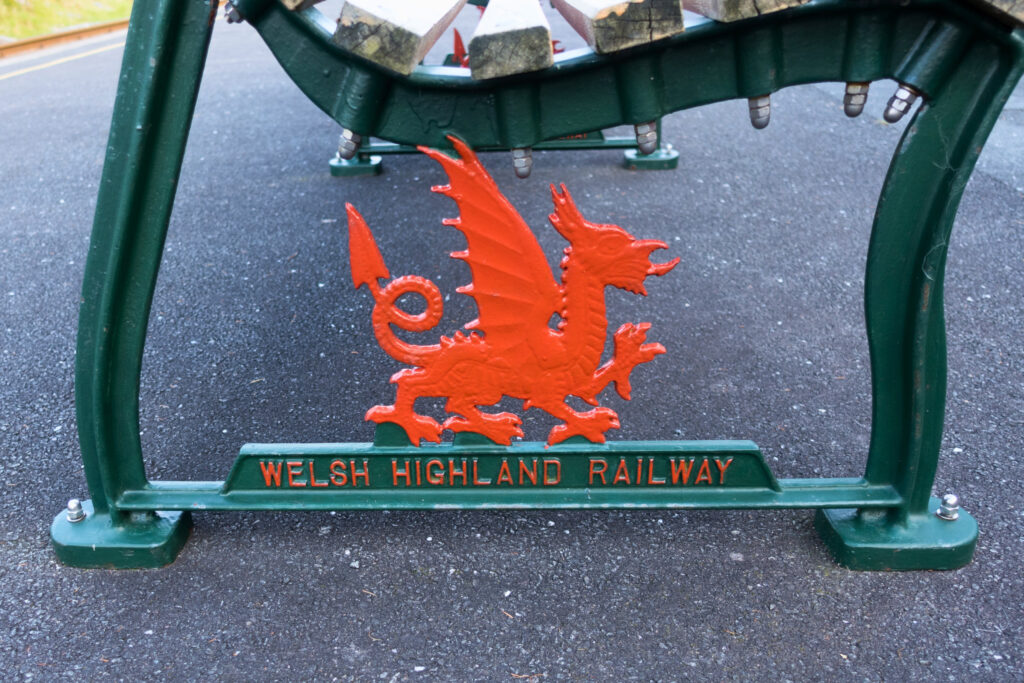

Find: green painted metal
<box><xmin>815</xmin><ymin>498</ymin><xmax>978</xmax><ymax>570</ymax></box>
<box><xmin>330</xmin><ymin>127</ymin><xmax>680</xmax><ymax>174</ymax></box>
<box><xmin>55</xmin><ymin>0</ymin><xmax>1024</xmax><ymax>569</ymax></box>
<box><xmin>623</xmin><ymin>147</ymin><xmax>680</xmax><ymax>170</ymax></box>
<box><xmin>329</xmin><ymin>153</ymin><xmax>383</xmax><ymax>176</ymax></box>
<box><xmin>623</xmin><ymin>119</ymin><xmax>679</xmax><ymax>169</ymax></box>
<box><xmin>219</xmin><ymin>432</ymin><xmax>780</xmax><ymax>501</ymax></box>
<box><xmin>231</xmin><ymin>0</ymin><xmax>1020</xmax><ymax>148</ymax></box>
<box><xmin>51</xmin><ymin>501</ymin><xmax>192</xmax><ymax>569</ymax></box>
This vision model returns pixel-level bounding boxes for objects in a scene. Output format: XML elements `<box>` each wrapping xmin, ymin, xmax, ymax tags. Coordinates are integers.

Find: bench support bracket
<box><xmin>53</xmin><ymin>0</ymin><xmax>1024</xmax><ymax>569</ymax></box>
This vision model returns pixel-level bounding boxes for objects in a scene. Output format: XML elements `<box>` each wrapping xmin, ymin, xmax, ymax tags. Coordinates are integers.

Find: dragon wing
<box><xmin>418</xmin><ymin>137</ymin><xmax>561</xmax><ymax>351</ymax></box>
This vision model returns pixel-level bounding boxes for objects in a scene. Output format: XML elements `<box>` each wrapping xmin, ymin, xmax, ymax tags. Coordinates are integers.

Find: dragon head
<box><xmin>548</xmin><ymin>184</ymin><xmax>679</xmax><ymax>295</ymax></box>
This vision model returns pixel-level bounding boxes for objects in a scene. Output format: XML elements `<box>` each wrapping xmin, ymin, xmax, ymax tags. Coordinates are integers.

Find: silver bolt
<box><xmin>224</xmin><ymin>1</ymin><xmax>243</xmax><ymax>24</ymax></box>
<box><xmin>337</xmin><ymin>129</ymin><xmax>362</xmax><ymax>160</ymax></box>
<box><xmin>511</xmin><ymin>147</ymin><xmax>532</xmax><ymax>179</ymax></box>
<box><xmin>66</xmin><ymin>498</ymin><xmax>86</xmax><ymax>523</ymax></box>
<box><xmin>936</xmin><ymin>493</ymin><xmax>960</xmax><ymax>521</ymax></box>
<box><xmin>883</xmin><ymin>84</ymin><xmax>920</xmax><ymax>124</ymax></box>
<box><xmin>843</xmin><ymin>82</ymin><xmax>870</xmax><ymax>118</ymax></box>
<box><xmin>634</xmin><ymin>121</ymin><xmax>658</xmax><ymax>155</ymax></box>
<box><xmin>748</xmin><ymin>95</ymin><xmax>771</xmax><ymax>130</ymax></box>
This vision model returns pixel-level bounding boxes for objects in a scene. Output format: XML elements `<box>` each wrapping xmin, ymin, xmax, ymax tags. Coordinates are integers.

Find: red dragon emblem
<box><xmin>346</xmin><ymin>137</ymin><xmax>679</xmax><ymax>446</ymax></box>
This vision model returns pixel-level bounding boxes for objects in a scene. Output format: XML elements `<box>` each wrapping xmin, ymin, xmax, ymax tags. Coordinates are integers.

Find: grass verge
<box><xmin>0</xmin><ymin>0</ymin><xmax>133</xmax><ymax>41</ymax></box>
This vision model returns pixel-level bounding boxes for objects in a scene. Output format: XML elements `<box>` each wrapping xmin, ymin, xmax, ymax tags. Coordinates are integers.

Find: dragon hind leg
<box><xmin>540</xmin><ymin>402</ymin><xmax>621</xmax><ymax>445</ymax></box>
<box><xmin>443</xmin><ymin>399</ymin><xmax>523</xmax><ymax>445</ymax></box>
<box><xmin>365</xmin><ymin>371</ymin><xmax>442</xmax><ymax>444</ymax></box>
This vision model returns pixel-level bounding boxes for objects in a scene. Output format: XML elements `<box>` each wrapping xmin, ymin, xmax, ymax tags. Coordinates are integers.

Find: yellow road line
<box><xmin>0</xmin><ymin>19</ymin><xmax>129</xmax><ymax>59</ymax></box>
<box><xmin>0</xmin><ymin>40</ymin><xmax>126</xmax><ymax>82</ymax></box>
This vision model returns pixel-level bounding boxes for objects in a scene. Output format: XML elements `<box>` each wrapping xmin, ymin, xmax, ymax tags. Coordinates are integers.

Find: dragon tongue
<box><xmin>648</xmin><ymin>256</ymin><xmax>680</xmax><ymax>276</ymax></box>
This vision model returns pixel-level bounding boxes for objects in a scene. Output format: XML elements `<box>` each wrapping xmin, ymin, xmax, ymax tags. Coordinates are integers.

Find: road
<box><xmin>1</xmin><ymin>5</ymin><xmax>1022</xmax><ymax>680</ymax></box>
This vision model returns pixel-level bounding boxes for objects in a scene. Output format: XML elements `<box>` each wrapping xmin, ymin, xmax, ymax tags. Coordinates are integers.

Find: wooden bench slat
<box><xmin>551</xmin><ymin>0</ymin><xmax>685</xmax><ymax>54</ymax></box>
<box><xmin>332</xmin><ymin>0</ymin><xmax>468</xmax><ymax>76</ymax></box>
<box><xmin>978</xmin><ymin>0</ymin><xmax>1024</xmax><ymax>24</ymax></box>
<box><xmin>682</xmin><ymin>0</ymin><xmax>809</xmax><ymax>22</ymax></box>
<box><xmin>469</xmin><ymin>0</ymin><xmax>553</xmax><ymax>80</ymax></box>
<box><xmin>279</xmin><ymin>0</ymin><xmax>326</xmax><ymax>12</ymax></box>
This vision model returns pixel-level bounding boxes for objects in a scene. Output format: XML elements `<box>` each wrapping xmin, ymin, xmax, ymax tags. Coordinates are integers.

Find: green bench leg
<box><xmin>53</xmin><ymin>0</ymin><xmax>1024</xmax><ymax>569</ymax></box>
<box><xmin>815</xmin><ymin>499</ymin><xmax>977</xmax><ymax>571</ymax></box>
<box><xmin>815</xmin><ymin>30</ymin><xmax>1024</xmax><ymax>570</ymax></box>
<box><xmin>51</xmin><ymin>0</ymin><xmax>217</xmax><ymax>568</ymax></box>
<box><xmin>51</xmin><ymin>502</ymin><xmax>192</xmax><ymax>569</ymax></box>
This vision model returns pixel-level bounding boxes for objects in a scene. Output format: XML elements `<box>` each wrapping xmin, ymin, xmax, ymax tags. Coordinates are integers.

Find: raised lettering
<box><xmin>496</xmin><ymin>459</ymin><xmax>514</xmax><ymax>485</ymax></box>
<box><xmin>715</xmin><ymin>457</ymin><xmax>734</xmax><ymax>484</ymax></box>
<box><xmin>350</xmin><ymin>459</ymin><xmax>370</xmax><ymax>486</ymax></box>
<box><xmin>286</xmin><ymin>460</ymin><xmax>306</xmax><ymax>487</ymax></box>
<box><xmin>588</xmin><ymin>458</ymin><xmax>608</xmax><ymax>485</ymax></box>
<box><xmin>543</xmin><ymin>459</ymin><xmax>561</xmax><ymax>485</ymax></box>
<box><xmin>259</xmin><ymin>461</ymin><xmax>282</xmax><ymax>487</ymax></box>
<box><xmin>392</xmin><ymin>459</ymin><xmax>411</xmax><ymax>487</ymax></box>
<box><xmin>695</xmin><ymin>459</ymin><xmax>713</xmax><ymax>485</ymax></box>
<box><xmin>519</xmin><ymin>458</ymin><xmax>538</xmax><ymax>486</ymax></box>
<box><xmin>426</xmin><ymin>459</ymin><xmax>445</xmax><ymax>485</ymax></box>
<box><xmin>669</xmin><ymin>458</ymin><xmax>694</xmax><ymax>484</ymax></box>
<box><xmin>415</xmin><ymin>460</ymin><xmax>422</xmax><ymax>486</ymax></box>
<box><xmin>449</xmin><ymin>458</ymin><xmax>468</xmax><ymax>486</ymax></box>
<box><xmin>472</xmin><ymin>458</ymin><xmax>491</xmax><ymax>485</ymax></box>
<box><xmin>637</xmin><ymin>458</ymin><xmax>644</xmax><ymax>483</ymax></box>
<box><xmin>612</xmin><ymin>458</ymin><xmax>631</xmax><ymax>485</ymax></box>
<box><xmin>330</xmin><ymin>459</ymin><xmax>348</xmax><ymax>486</ymax></box>
<box><xmin>646</xmin><ymin>457</ymin><xmax>665</xmax><ymax>485</ymax></box>
<box><xmin>309</xmin><ymin>460</ymin><xmax>328</xmax><ymax>487</ymax></box>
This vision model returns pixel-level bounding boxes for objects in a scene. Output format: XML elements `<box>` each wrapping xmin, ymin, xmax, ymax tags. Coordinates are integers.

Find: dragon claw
<box><xmin>443</xmin><ymin>411</ymin><xmax>523</xmax><ymax>445</ymax></box>
<box><xmin>366</xmin><ymin>405</ymin><xmax>442</xmax><ymax>444</ymax></box>
<box><xmin>547</xmin><ymin>407</ymin><xmax>620</xmax><ymax>445</ymax></box>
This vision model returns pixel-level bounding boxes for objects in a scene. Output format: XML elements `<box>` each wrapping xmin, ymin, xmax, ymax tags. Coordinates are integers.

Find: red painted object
<box><xmin>347</xmin><ymin>138</ymin><xmax>678</xmax><ymax>445</ymax></box>
<box><xmin>451</xmin><ymin>29</ymin><xmax>469</xmax><ymax>67</ymax></box>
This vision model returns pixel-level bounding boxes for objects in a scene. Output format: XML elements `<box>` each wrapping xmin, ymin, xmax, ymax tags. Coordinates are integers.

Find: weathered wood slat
<box><xmin>332</xmin><ymin>0</ymin><xmax>468</xmax><ymax>76</ymax></box>
<box><xmin>551</xmin><ymin>0</ymin><xmax>685</xmax><ymax>54</ymax></box>
<box><xmin>469</xmin><ymin>0</ymin><xmax>553</xmax><ymax>80</ymax></box>
<box><xmin>682</xmin><ymin>0</ymin><xmax>809</xmax><ymax>22</ymax></box>
<box><xmin>279</xmin><ymin>0</ymin><xmax>326</xmax><ymax>11</ymax></box>
<box><xmin>976</xmin><ymin>0</ymin><xmax>1024</xmax><ymax>24</ymax></box>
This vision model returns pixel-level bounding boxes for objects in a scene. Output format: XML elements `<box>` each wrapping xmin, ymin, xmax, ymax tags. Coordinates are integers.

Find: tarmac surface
<box><xmin>1</xmin><ymin>5</ymin><xmax>1022</xmax><ymax>681</ymax></box>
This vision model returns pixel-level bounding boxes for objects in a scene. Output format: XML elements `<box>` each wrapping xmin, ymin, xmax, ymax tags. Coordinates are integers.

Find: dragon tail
<box><xmin>346</xmin><ymin>204</ymin><xmax>443</xmax><ymax>366</ymax></box>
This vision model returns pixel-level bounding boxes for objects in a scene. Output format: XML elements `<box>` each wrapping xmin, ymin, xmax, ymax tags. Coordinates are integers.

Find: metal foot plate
<box><xmin>50</xmin><ymin>500</ymin><xmax>192</xmax><ymax>569</ymax></box>
<box><xmin>623</xmin><ymin>148</ymin><xmax>679</xmax><ymax>170</ymax></box>
<box><xmin>814</xmin><ymin>496</ymin><xmax>977</xmax><ymax>571</ymax></box>
<box><xmin>329</xmin><ymin>154</ymin><xmax>383</xmax><ymax>177</ymax></box>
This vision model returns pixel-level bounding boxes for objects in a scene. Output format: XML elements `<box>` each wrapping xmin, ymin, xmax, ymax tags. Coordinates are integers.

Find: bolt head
<box><xmin>843</xmin><ymin>83</ymin><xmax>869</xmax><ymax>118</ymax></box>
<box><xmin>511</xmin><ymin>148</ymin><xmax>532</xmax><ymax>178</ymax></box>
<box><xmin>66</xmin><ymin>498</ymin><xmax>86</xmax><ymax>523</ymax></box>
<box><xmin>936</xmin><ymin>493</ymin><xmax>960</xmax><ymax>521</ymax></box>
<box><xmin>748</xmin><ymin>96</ymin><xmax>771</xmax><ymax>130</ymax></box>
<box><xmin>883</xmin><ymin>85</ymin><xmax>919</xmax><ymax>123</ymax></box>
<box><xmin>635</xmin><ymin>122</ymin><xmax>658</xmax><ymax>155</ymax></box>
<box><xmin>225</xmin><ymin>3</ymin><xmax>243</xmax><ymax>23</ymax></box>
<box><xmin>337</xmin><ymin>130</ymin><xmax>362</xmax><ymax>160</ymax></box>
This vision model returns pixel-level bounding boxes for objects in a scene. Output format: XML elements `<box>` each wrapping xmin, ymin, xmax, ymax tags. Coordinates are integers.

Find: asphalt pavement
<box><xmin>1</xmin><ymin>6</ymin><xmax>1023</xmax><ymax>681</ymax></box>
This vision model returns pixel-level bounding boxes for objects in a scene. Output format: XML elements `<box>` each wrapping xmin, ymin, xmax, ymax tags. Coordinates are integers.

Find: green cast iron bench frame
<box><xmin>51</xmin><ymin>0</ymin><xmax>1024</xmax><ymax>569</ymax></box>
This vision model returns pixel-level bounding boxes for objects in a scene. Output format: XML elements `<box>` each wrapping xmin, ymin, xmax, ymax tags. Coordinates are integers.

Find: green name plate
<box><xmin>221</xmin><ymin>434</ymin><xmax>780</xmax><ymax>509</ymax></box>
